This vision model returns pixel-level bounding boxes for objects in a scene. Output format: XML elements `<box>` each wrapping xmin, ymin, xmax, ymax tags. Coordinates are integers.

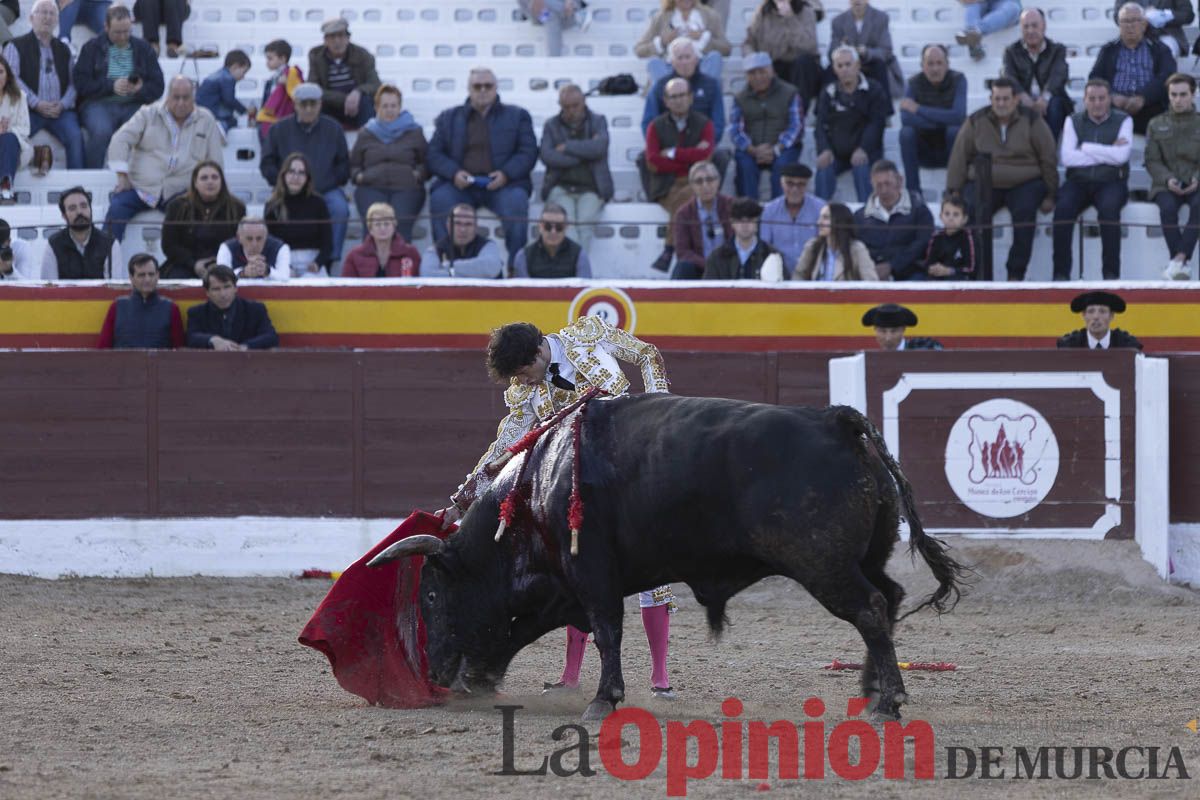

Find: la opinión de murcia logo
<box><xmin>492</xmin><ymin>702</ymin><xmax>1191</xmax><ymax>795</ymax></box>
<box><xmin>945</xmin><ymin>398</ymin><xmax>1060</xmax><ymax>518</ymax></box>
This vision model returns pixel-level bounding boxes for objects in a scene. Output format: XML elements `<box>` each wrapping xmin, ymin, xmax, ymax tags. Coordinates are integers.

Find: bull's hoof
<box><xmin>582</xmin><ymin>699</ymin><xmax>616</xmax><ymax>721</ymax></box>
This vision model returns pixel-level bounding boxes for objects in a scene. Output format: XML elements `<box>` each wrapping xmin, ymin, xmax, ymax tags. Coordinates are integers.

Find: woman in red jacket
<box><xmin>340</xmin><ymin>202</ymin><xmax>422</xmax><ymax>277</ymax></box>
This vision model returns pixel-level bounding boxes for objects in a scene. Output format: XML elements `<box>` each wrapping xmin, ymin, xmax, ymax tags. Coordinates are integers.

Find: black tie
<box><xmin>548</xmin><ymin>363</ymin><xmax>575</xmax><ymax>391</ymax></box>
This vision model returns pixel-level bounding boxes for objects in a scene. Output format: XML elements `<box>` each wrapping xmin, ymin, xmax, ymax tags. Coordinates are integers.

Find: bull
<box><xmin>371</xmin><ymin>394</ymin><xmax>966</xmax><ymax>720</ymax></box>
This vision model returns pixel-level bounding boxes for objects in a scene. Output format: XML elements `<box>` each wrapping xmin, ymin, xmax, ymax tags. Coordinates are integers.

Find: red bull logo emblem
<box><xmin>944</xmin><ymin>399</ymin><xmax>1060</xmax><ymax>518</ymax></box>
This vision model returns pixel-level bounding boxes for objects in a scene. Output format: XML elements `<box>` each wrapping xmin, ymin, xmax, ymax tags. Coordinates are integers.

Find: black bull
<box><xmin>371</xmin><ymin>394</ymin><xmax>966</xmax><ymax>720</ymax></box>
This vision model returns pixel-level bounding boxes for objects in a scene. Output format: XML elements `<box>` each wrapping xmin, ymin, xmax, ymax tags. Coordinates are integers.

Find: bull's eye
<box><xmin>427</xmin><ymin>591</ymin><xmax>436</xmax><ymax>603</ymax></box>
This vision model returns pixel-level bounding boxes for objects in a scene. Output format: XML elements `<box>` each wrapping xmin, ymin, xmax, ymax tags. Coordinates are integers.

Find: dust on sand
<box><xmin>1</xmin><ymin>538</ymin><xmax>1197</xmax><ymax>799</ymax></box>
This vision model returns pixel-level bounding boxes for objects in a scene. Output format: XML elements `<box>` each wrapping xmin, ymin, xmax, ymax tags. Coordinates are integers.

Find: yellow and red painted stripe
<box><xmin>2</xmin><ymin>283</ymin><xmax>1197</xmax><ymax>351</ymax></box>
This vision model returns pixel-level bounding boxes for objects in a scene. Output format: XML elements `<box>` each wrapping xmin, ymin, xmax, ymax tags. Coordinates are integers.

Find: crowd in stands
<box><xmin>2</xmin><ymin>0</ymin><xmax>1200</xmax><ymax>287</ymax></box>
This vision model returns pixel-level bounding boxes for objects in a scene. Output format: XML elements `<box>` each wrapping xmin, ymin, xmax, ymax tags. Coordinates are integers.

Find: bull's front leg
<box><xmin>581</xmin><ymin>598</ymin><xmax>625</xmax><ymax>721</ymax></box>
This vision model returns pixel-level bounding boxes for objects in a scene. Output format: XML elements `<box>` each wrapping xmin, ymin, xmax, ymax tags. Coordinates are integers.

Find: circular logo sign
<box><xmin>944</xmin><ymin>398</ymin><xmax>1059</xmax><ymax>519</ymax></box>
<box><xmin>567</xmin><ymin>287</ymin><xmax>637</xmax><ymax>333</ymax></box>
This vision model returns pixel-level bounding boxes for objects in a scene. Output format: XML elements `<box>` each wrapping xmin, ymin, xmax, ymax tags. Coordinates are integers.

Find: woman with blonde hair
<box><xmin>341</xmin><ymin>202</ymin><xmax>423</xmax><ymax>278</ymax></box>
<box><xmin>791</xmin><ymin>202</ymin><xmax>876</xmax><ymax>280</ymax></box>
<box><xmin>634</xmin><ymin>0</ymin><xmax>731</xmax><ymax>84</ymax></box>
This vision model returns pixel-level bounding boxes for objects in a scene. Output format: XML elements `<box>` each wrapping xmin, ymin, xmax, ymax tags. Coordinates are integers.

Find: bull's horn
<box><xmin>367</xmin><ymin>535</ymin><xmax>445</xmax><ymax>567</ymax></box>
<box><xmin>494</xmin><ymin>518</ymin><xmax>508</xmax><ymax>543</ymax></box>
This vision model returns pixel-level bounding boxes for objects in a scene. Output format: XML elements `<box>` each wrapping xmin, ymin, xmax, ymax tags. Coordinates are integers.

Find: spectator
<box><xmin>260</xmin><ymin>83</ymin><xmax>350</xmax><ymax>265</ymax></box>
<box><xmin>0</xmin><ymin>54</ymin><xmax>29</xmax><ymax>203</ymax></box>
<box><xmin>517</xmin><ymin>0</ymin><xmax>588</xmax><ymax>57</ymax></box>
<box><xmin>635</xmin><ymin>0</ymin><xmax>730</xmax><ymax>84</ymax></box>
<box><xmin>342</xmin><ymin>201</ymin><xmax>421</xmax><ymax>278</ymax></box>
<box><xmin>97</xmin><ymin>253</ymin><xmax>184</xmax><ymax>348</ymax></box>
<box><xmin>945</xmin><ymin>77</ymin><xmax>1057</xmax><ymax>281</ymax></box>
<box><xmin>743</xmin><ymin>0</ymin><xmax>824</xmax><ymax>106</ymax></box>
<box><xmin>0</xmin><ymin>217</ymin><xmax>34</xmax><ymax>279</ymax></box>
<box><xmin>427</xmin><ymin>68</ymin><xmax>537</xmax><ymax>267</ymax></box>
<box><xmin>956</xmin><ymin>0</ymin><xmax>1022</xmax><ymax>62</ymax></box>
<box><xmin>161</xmin><ymin>159</ymin><xmax>245</xmax><ymax>280</ymax></box>
<box><xmin>670</xmin><ymin>160</ymin><xmax>732</xmax><ymax>278</ymax></box>
<box><xmin>922</xmin><ymin>192</ymin><xmax>978</xmax><ymax>280</ymax></box>
<box><xmin>730</xmin><ymin>53</ymin><xmax>803</xmax><ymax>200</ymax></box>
<box><xmin>540</xmin><ymin>84</ymin><xmax>612</xmax><ymax>255</ymax></box>
<box><xmin>420</xmin><ymin>203</ymin><xmax>506</xmax><ymax>278</ymax></box>
<box><xmin>265</xmin><ymin>153</ymin><xmax>333</xmax><ymax>279</ymax></box>
<box><xmin>1090</xmin><ymin>3</ymin><xmax>1177</xmax><ymax>134</ymax></box>
<box><xmin>134</xmin><ymin>0</ymin><xmax>187</xmax><ymax>57</ymax></box>
<box><xmin>104</xmin><ymin>75</ymin><xmax>224</xmax><ymax>243</ymax></box>
<box><xmin>186</xmin><ymin>265</ymin><xmax>279</xmax><ymax>351</ymax></box>
<box><xmin>350</xmin><ymin>84</ymin><xmax>428</xmax><ymax>244</ymax></box>
<box><xmin>1147</xmin><ymin>72</ymin><xmax>1200</xmax><ymax>280</ymax></box>
<box><xmin>0</xmin><ymin>0</ymin><xmax>15</xmax><ymax>48</ymax></box>
<box><xmin>640</xmin><ymin>38</ymin><xmax>727</xmax><ymax>172</ymax></box>
<box><xmin>703</xmin><ymin>196</ymin><xmax>783</xmax><ymax>279</ymax></box>
<box><xmin>828</xmin><ymin>0</ymin><xmax>900</xmax><ymax>94</ymax></box>
<box><xmin>308</xmin><ymin>16</ymin><xmax>380</xmax><ymax>129</ymax></box>
<box><xmin>862</xmin><ymin>303</ymin><xmax>943</xmax><ymax>350</ymax></box>
<box><xmin>4</xmin><ymin>0</ymin><xmax>84</xmax><ymax>170</ymax></box>
<box><xmin>216</xmin><ymin>217</ymin><xmax>290</xmax><ymax>281</ymax></box>
<box><xmin>74</xmin><ymin>5</ymin><xmax>164</xmax><ymax>169</ymax></box>
<box><xmin>644</xmin><ymin>79</ymin><xmax>717</xmax><ymax>273</ymax></box>
<box><xmin>899</xmin><ymin>44</ymin><xmax>966</xmax><ymax>195</ymax></box>
<box><xmin>1056</xmin><ymin>290</ymin><xmax>1142</xmax><ymax>350</ymax></box>
<box><xmin>513</xmin><ymin>203</ymin><xmax>591</xmax><ymax>278</ymax></box>
<box><xmin>58</xmin><ymin>1</ymin><xmax>111</xmax><ymax>45</ymax></box>
<box><xmin>814</xmin><ymin>45</ymin><xmax>889</xmax><ymax>202</ymax></box>
<box><xmin>1002</xmin><ymin>9</ymin><xmax>1074</xmax><ymax>143</ymax></box>
<box><xmin>197</xmin><ymin>50</ymin><xmax>252</xmax><ymax>133</ymax></box>
<box><xmin>791</xmin><ymin>202</ymin><xmax>875</xmax><ymax>280</ymax></box>
<box><xmin>1052</xmin><ymin>78</ymin><xmax>1132</xmax><ymax>281</ymax></box>
<box><xmin>40</xmin><ymin>186</ymin><xmax>124</xmax><ymax>279</ymax></box>
<box><xmin>759</xmin><ymin>162</ymin><xmax>824</xmax><ymax>276</ymax></box>
<box><xmin>256</xmin><ymin>39</ymin><xmax>303</xmax><ymax>142</ymax></box>
<box><xmin>853</xmin><ymin>160</ymin><xmax>934</xmax><ymax>281</ymax></box>
<box><xmin>1131</xmin><ymin>0</ymin><xmax>1193</xmax><ymax>57</ymax></box>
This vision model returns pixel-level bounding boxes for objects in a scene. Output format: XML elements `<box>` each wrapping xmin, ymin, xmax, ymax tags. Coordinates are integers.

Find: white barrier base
<box><xmin>3</xmin><ymin>518</ymin><xmax>1199</xmax><ymax>583</ymax></box>
<box><xmin>1170</xmin><ymin>523</ymin><xmax>1200</xmax><ymax>588</ymax></box>
<box><xmin>0</xmin><ymin>518</ymin><xmax>398</xmax><ymax>578</ymax></box>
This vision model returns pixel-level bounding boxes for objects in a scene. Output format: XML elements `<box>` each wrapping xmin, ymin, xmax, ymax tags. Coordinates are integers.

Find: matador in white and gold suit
<box><xmin>446</xmin><ymin>315</ymin><xmax>679</xmax><ymax>699</ymax></box>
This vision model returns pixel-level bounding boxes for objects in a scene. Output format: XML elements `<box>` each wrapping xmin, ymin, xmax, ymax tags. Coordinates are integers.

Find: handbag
<box><xmin>588</xmin><ymin>74</ymin><xmax>638</xmax><ymax>96</ymax></box>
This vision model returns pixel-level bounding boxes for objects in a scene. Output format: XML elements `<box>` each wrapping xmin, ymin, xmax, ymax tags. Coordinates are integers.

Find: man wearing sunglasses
<box><xmin>512</xmin><ymin>203</ymin><xmax>591</xmax><ymax>278</ymax></box>
<box><xmin>428</xmin><ymin>67</ymin><xmax>538</xmax><ymax>268</ymax></box>
<box><xmin>668</xmin><ymin>160</ymin><xmax>732</xmax><ymax>279</ymax></box>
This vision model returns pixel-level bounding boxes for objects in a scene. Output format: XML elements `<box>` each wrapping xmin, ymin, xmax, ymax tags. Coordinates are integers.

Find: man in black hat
<box><xmin>1056</xmin><ymin>290</ymin><xmax>1142</xmax><ymax>349</ymax></box>
<box><xmin>862</xmin><ymin>303</ymin><xmax>943</xmax><ymax>350</ymax></box>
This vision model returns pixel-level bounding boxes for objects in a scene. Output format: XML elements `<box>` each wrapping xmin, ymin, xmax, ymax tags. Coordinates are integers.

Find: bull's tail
<box><xmin>833</xmin><ymin>406</ymin><xmax>969</xmax><ymax>619</ymax></box>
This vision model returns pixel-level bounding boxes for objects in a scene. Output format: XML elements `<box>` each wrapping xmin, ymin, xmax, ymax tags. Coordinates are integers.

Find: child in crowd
<box><xmin>256</xmin><ymin>39</ymin><xmax>304</xmax><ymax>141</ymax></box>
<box><xmin>922</xmin><ymin>192</ymin><xmax>977</xmax><ymax>280</ymax></box>
<box><xmin>197</xmin><ymin>50</ymin><xmax>253</xmax><ymax>132</ymax></box>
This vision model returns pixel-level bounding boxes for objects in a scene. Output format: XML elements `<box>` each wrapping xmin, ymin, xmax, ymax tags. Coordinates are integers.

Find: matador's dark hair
<box><xmin>486</xmin><ymin>322</ymin><xmax>543</xmax><ymax>382</ymax></box>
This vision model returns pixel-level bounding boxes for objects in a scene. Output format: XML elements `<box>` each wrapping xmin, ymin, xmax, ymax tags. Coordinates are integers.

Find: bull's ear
<box><xmin>366</xmin><ymin>534</ymin><xmax>446</xmax><ymax>567</ymax></box>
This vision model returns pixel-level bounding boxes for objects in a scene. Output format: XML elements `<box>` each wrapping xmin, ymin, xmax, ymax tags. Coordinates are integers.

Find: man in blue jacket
<box><xmin>186</xmin><ymin>265</ymin><xmax>280</xmax><ymax>350</ymax></box>
<box><xmin>814</xmin><ymin>45</ymin><xmax>891</xmax><ymax>202</ymax></box>
<box><xmin>641</xmin><ymin>38</ymin><xmax>729</xmax><ymax>180</ymax></box>
<box><xmin>427</xmin><ymin>67</ymin><xmax>538</xmax><ymax>267</ymax></box>
<box><xmin>853</xmin><ymin>160</ymin><xmax>934</xmax><ymax>280</ymax></box>
<box><xmin>1090</xmin><ymin>3</ymin><xmax>1177</xmax><ymax>133</ymax></box>
<box><xmin>72</xmin><ymin>5</ymin><xmax>164</xmax><ymax>169</ymax></box>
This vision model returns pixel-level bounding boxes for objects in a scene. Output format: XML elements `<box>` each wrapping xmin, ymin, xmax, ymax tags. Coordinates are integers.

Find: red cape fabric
<box><xmin>299</xmin><ymin>510</ymin><xmax>452</xmax><ymax>708</ymax></box>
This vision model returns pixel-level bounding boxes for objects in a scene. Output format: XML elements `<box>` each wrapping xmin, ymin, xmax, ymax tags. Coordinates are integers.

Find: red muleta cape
<box><xmin>299</xmin><ymin>510</ymin><xmax>451</xmax><ymax>708</ymax></box>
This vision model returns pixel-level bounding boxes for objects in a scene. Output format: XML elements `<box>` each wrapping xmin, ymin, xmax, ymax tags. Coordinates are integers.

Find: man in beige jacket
<box><xmin>104</xmin><ymin>75</ymin><xmax>226</xmax><ymax>243</ymax></box>
<box><xmin>945</xmin><ymin>76</ymin><xmax>1057</xmax><ymax>280</ymax></box>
